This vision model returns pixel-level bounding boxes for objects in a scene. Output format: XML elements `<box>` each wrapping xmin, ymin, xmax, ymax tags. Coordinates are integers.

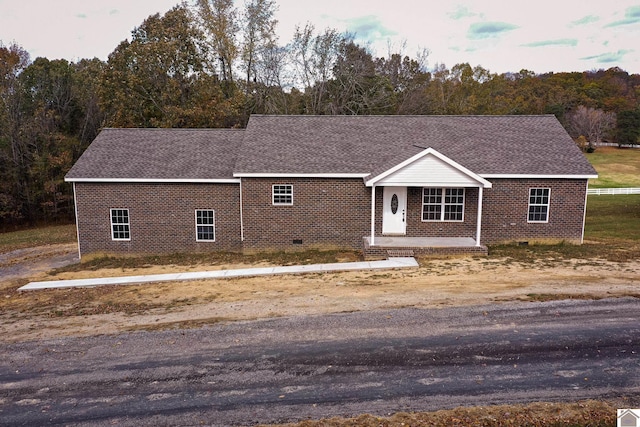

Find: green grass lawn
<box><xmin>491</xmin><ymin>194</ymin><xmax>640</xmax><ymax>262</ymax></box>
<box><xmin>586</xmin><ymin>146</ymin><xmax>640</xmax><ymax>188</ymax></box>
<box><xmin>585</xmin><ymin>194</ymin><xmax>640</xmax><ymax>241</ymax></box>
<box><xmin>0</xmin><ymin>224</ymin><xmax>76</xmax><ymax>253</ymax></box>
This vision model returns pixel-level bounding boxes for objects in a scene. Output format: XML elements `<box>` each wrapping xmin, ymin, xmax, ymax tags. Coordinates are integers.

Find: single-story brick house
<box><xmin>65</xmin><ymin>115</ymin><xmax>597</xmax><ymax>259</ymax></box>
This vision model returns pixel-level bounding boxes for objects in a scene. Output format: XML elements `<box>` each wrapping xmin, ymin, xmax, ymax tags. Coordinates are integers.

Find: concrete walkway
<box><xmin>18</xmin><ymin>257</ymin><xmax>418</xmax><ymax>291</ymax></box>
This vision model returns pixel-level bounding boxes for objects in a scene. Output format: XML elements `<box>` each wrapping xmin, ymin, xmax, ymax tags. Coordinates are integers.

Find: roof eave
<box><xmin>479</xmin><ymin>174</ymin><xmax>598</xmax><ymax>179</ymax></box>
<box><xmin>232</xmin><ymin>172</ymin><xmax>369</xmax><ymax>178</ymax></box>
<box><xmin>65</xmin><ymin>177</ymin><xmax>241</xmax><ymax>184</ymax></box>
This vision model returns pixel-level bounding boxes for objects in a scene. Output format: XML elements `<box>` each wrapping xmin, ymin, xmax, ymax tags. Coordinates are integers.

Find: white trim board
<box><xmin>66</xmin><ymin>173</ymin><xmax>596</xmax><ymax>183</ymax></box>
<box><xmin>65</xmin><ymin>178</ymin><xmax>241</xmax><ymax>184</ymax></box>
<box><xmin>480</xmin><ymin>174</ymin><xmax>597</xmax><ymax>179</ymax></box>
<box><xmin>233</xmin><ymin>173</ymin><xmax>369</xmax><ymax>178</ymax></box>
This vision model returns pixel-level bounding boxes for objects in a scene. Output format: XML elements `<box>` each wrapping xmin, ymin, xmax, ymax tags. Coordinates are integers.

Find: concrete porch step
<box><xmin>363</xmin><ymin>236</ymin><xmax>487</xmax><ymax>259</ymax></box>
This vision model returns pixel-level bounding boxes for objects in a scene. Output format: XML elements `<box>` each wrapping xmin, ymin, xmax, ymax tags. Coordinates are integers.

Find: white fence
<box><xmin>587</xmin><ymin>188</ymin><xmax>640</xmax><ymax>195</ymax></box>
<box><xmin>593</xmin><ymin>142</ymin><xmax>639</xmax><ymax>148</ymax></box>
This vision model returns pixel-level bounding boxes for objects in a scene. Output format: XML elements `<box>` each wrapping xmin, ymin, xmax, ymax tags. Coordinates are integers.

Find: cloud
<box><xmin>572</xmin><ymin>15</ymin><xmax>600</xmax><ymax>26</ymax></box>
<box><xmin>623</xmin><ymin>5</ymin><xmax>640</xmax><ymax>19</ymax></box>
<box><xmin>467</xmin><ymin>22</ymin><xmax>518</xmax><ymax>39</ymax></box>
<box><xmin>605</xmin><ymin>6</ymin><xmax>640</xmax><ymax>27</ymax></box>
<box><xmin>448</xmin><ymin>6</ymin><xmax>479</xmax><ymax>20</ymax></box>
<box><xmin>344</xmin><ymin>15</ymin><xmax>397</xmax><ymax>40</ymax></box>
<box><xmin>581</xmin><ymin>49</ymin><xmax>633</xmax><ymax>63</ymax></box>
<box><xmin>522</xmin><ymin>38</ymin><xmax>578</xmax><ymax>48</ymax></box>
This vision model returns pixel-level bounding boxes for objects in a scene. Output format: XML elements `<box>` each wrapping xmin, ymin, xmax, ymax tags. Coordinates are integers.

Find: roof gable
<box><xmin>366</xmin><ymin>148</ymin><xmax>492</xmax><ymax>188</ymax></box>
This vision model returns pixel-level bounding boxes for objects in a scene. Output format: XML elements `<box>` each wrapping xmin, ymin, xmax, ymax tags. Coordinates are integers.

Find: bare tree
<box><xmin>241</xmin><ymin>0</ymin><xmax>278</xmax><ymax>87</ymax></box>
<box><xmin>249</xmin><ymin>44</ymin><xmax>292</xmax><ymax>114</ymax></box>
<box><xmin>195</xmin><ymin>0</ymin><xmax>239</xmax><ymax>84</ymax></box>
<box><xmin>375</xmin><ymin>43</ymin><xmax>430</xmax><ymax>114</ymax></box>
<box><xmin>328</xmin><ymin>40</ymin><xmax>396</xmax><ymax>115</ymax></box>
<box><xmin>567</xmin><ymin>105</ymin><xmax>616</xmax><ymax>147</ymax></box>
<box><xmin>289</xmin><ymin>23</ymin><xmax>343</xmax><ymax>114</ymax></box>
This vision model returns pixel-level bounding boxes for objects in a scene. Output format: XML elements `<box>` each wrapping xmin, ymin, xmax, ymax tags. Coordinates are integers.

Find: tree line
<box><xmin>1</xmin><ymin>1</ymin><xmax>639</xmax><ymax>228</ymax></box>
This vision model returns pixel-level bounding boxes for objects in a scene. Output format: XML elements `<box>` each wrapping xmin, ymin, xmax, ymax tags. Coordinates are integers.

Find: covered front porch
<box><xmin>363</xmin><ymin>236</ymin><xmax>488</xmax><ymax>259</ymax></box>
<box><xmin>363</xmin><ymin>147</ymin><xmax>492</xmax><ymax>259</ymax></box>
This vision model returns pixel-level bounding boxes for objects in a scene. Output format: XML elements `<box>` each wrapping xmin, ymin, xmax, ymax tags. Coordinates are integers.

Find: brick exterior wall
<box><xmin>480</xmin><ymin>178</ymin><xmax>588</xmax><ymax>244</ymax></box>
<box><xmin>72</xmin><ymin>177</ymin><xmax>588</xmax><ymax>257</ymax></box>
<box><xmin>74</xmin><ymin>182</ymin><xmax>242</xmax><ymax>257</ymax></box>
<box><xmin>240</xmin><ymin>178</ymin><xmax>371</xmax><ymax>251</ymax></box>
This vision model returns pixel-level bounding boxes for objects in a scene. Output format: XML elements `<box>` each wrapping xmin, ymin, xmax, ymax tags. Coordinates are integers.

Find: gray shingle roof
<box><xmin>235</xmin><ymin>115</ymin><xmax>597</xmax><ymax>178</ymax></box>
<box><xmin>65</xmin><ymin>128</ymin><xmax>243</xmax><ymax>180</ymax></box>
<box><xmin>66</xmin><ymin>115</ymin><xmax>597</xmax><ymax>182</ymax></box>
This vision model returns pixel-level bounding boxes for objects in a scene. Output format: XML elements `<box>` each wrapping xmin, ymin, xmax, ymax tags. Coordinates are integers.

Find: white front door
<box><xmin>382</xmin><ymin>186</ymin><xmax>407</xmax><ymax>235</ymax></box>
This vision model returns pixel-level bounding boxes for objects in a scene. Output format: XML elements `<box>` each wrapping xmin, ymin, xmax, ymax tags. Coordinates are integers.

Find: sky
<box><xmin>1</xmin><ymin>0</ymin><xmax>639</xmax><ymax>74</ymax></box>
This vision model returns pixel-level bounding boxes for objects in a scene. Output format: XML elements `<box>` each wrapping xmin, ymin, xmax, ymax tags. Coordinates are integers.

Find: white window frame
<box><xmin>110</xmin><ymin>208</ymin><xmax>130</xmax><ymax>241</ymax></box>
<box><xmin>195</xmin><ymin>209</ymin><xmax>215</xmax><ymax>242</ymax></box>
<box><xmin>272</xmin><ymin>184</ymin><xmax>293</xmax><ymax>205</ymax></box>
<box><xmin>422</xmin><ymin>188</ymin><xmax>442</xmax><ymax>221</ymax></box>
<box><xmin>528</xmin><ymin>188</ymin><xmax>550</xmax><ymax>223</ymax></box>
<box><xmin>422</xmin><ymin>188</ymin><xmax>465</xmax><ymax>222</ymax></box>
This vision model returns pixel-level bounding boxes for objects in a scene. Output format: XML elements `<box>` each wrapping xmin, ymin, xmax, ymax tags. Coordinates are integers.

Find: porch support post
<box><xmin>476</xmin><ymin>186</ymin><xmax>483</xmax><ymax>247</ymax></box>
<box><xmin>370</xmin><ymin>185</ymin><xmax>376</xmax><ymax>246</ymax></box>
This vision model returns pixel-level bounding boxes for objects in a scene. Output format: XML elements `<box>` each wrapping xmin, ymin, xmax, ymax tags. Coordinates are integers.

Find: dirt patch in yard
<box><xmin>1</xmin><ymin>244</ymin><xmax>639</xmax><ymax>343</ymax></box>
<box><xmin>0</xmin><ymin>243</ymin><xmax>79</xmax><ymax>282</ymax></box>
<box><xmin>264</xmin><ymin>399</ymin><xmax>618</xmax><ymax>427</ymax></box>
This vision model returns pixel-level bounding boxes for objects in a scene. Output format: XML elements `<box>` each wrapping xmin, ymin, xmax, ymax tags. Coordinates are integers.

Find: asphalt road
<box><xmin>1</xmin><ymin>298</ymin><xmax>639</xmax><ymax>426</ymax></box>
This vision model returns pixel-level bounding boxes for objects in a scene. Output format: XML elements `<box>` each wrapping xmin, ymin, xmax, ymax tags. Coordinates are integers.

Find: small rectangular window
<box><xmin>272</xmin><ymin>184</ymin><xmax>293</xmax><ymax>205</ymax></box>
<box><xmin>195</xmin><ymin>209</ymin><xmax>215</xmax><ymax>241</ymax></box>
<box><xmin>110</xmin><ymin>208</ymin><xmax>130</xmax><ymax>240</ymax></box>
<box><xmin>422</xmin><ymin>188</ymin><xmax>464</xmax><ymax>222</ymax></box>
<box><xmin>528</xmin><ymin>188</ymin><xmax>550</xmax><ymax>223</ymax></box>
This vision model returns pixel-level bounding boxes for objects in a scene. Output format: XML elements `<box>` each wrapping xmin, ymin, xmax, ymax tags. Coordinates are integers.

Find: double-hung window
<box><xmin>110</xmin><ymin>208</ymin><xmax>130</xmax><ymax>240</ymax></box>
<box><xmin>195</xmin><ymin>209</ymin><xmax>215</xmax><ymax>241</ymax></box>
<box><xmin>528</xmin><ymin>188</ymin><xmax>550</xmax><ymax>223</ymax></box>
<box><xmin>422</xmin><ymin>188</ymin><xmax>465</xmax><ymax>222</ymax></box>
<box><xmin>272</xmin><ymin>184</ymin><xmax>293</xmax><ymax>205</ymax></box>
<box><xmin>422</xmin><ymin>188</ymin><xmax>442</xmax><ymax>221</ymax></box>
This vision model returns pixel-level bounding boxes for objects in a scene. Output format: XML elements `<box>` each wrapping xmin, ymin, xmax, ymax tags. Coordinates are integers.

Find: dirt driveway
<box><xmin>1</xmin><ymin>243</ymin><xmax>639</xmax><ymax>343</ymax></box>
